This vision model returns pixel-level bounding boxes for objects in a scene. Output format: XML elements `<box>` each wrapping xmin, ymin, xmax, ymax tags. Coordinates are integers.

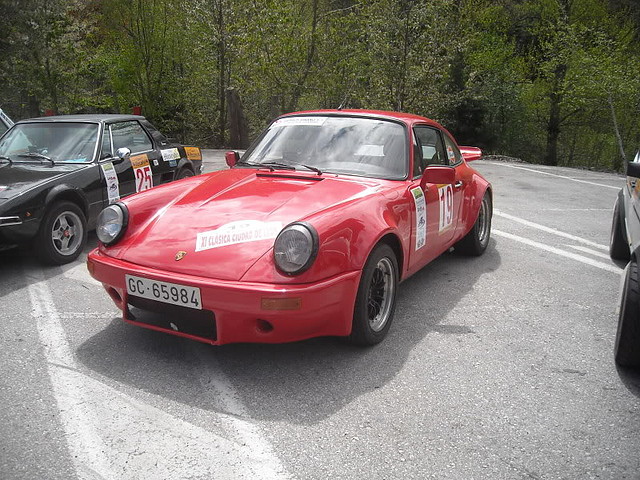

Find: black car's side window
<box><xmin>111</xmin><ymin>121</ymin><xmax>153</xmax><ymax>154</ymax></box>
<box><xmin>412</xmin><ymin>126</ymin><xmax>447</xmax><ymax>178</ymax></box>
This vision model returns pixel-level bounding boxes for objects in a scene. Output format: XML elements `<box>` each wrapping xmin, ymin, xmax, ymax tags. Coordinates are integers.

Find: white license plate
<box><xmin>125</xmin><ymin>275</ymin><xmax>202</xmax><ymax>310</ymax></box>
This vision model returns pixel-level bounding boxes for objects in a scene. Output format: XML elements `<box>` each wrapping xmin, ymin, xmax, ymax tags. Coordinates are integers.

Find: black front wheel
<box><xmin>348</xmin><ymin>243</ymin><xmax>398</xmax><ymax>346</ymax></box>
<box><xmin>36</xmin><ymin>201</ymin><xmax>87</xmax><ymax>265</ymax></box>
<box><xmin>615</xmin><ymin>258</ymin><xmax>640</xmax><ymax>367</ymax></box>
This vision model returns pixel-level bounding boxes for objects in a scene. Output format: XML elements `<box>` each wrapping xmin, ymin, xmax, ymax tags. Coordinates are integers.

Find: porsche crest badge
<box><xmin>175</xmin><ymin>251</ymin><xmax>187</xmax><ymax>261</ymax></box>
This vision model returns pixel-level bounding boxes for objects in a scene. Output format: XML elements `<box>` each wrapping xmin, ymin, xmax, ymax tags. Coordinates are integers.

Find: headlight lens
<box><xmin>273</xmin><ymin>222</ymin><xmax>318</xmax><ymax>275</ymax></box>
<box><xmin>96</xmin><ymin>203</ymin><xmax>128</xmax><ymax>245</ymax></box>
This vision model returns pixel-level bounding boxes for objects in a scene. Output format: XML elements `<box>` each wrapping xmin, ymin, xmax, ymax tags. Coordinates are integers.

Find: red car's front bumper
<box><xmin>87</xmin><ymin>249</ymin><xmax>361</xmax><ymax>345</ymax></box>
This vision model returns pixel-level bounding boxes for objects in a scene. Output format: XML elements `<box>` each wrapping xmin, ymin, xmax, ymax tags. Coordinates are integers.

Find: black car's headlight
<box><xmin>96</xmin><ymin>203</ymin><xmax>128</xmax><ymax>245</ymax></box>
<box><xmin>273</xmin><ymin>222</ymin><xmax>319</xmax><ymax>275</ymax></box>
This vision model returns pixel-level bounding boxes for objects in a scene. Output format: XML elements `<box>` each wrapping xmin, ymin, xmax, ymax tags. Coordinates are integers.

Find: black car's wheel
<box><xmin>36</xmin><ymin>201</ymin><xmax>87</xmax><ymax>265</ymax></box>
<box><xmin>610</xmin><ymin>192</ymin><xmax>630</xmax><ymax>262</ymax></box>
<box><xmin>615</xmin><ymin>258</ymin><xmax>640</xmax><ymax>367</ymax></box>
<box><xmin>455</xmin><ymin>191</ymin><xmax>492</xmax><ymax>256</ymax></box>
<box><xmin>348</xmin><ymin>243</ymin><xmax>398</xmax><ymax>346</ymax></box>
<box><xmin>175</xmin><ymin>167</ymin><xmax>194</xmax><ymax>180</ymax></box>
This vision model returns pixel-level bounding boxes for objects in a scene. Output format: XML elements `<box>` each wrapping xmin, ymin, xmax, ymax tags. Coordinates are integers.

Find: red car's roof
<box><xmin>281</xmin><ymin>109</ymin><xmax>445</xmax><ymax>129</ymax></box>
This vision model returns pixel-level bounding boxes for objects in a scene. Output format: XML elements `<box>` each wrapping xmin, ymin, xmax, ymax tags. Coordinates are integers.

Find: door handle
<box><xmin>454</xmin><ymin>181</ymin><xmax>463</xmax><ymax>188</ymax></box>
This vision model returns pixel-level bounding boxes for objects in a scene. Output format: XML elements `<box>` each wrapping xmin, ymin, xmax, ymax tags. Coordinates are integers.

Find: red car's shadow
<box><xmin>75</xmin><ymin>240</ymin><xmax>502</xmax><ymax>424</ymax></box>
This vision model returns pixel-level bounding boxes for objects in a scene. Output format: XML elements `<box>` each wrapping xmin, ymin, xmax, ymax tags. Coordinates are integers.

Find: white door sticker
<box><xmin>411</xmin><ymin>187</ymin><xmax>427</xmax><ymax>250</ymax></box>
<box><xmin>161</xmin><ymin>148</ymin><xmax>180</xmax><ymax>162</ymax></box>
<box><xmin>131</xmin><ymin>154</ymin><xmax>153</xmax><ymax>192</ymax></box>
<box><xmin>100</xmin><ymin>162</ymin><xmax>120</xmax><ymax>204</ymax></box>
<box><xmin>438</xmin><ymin>184</ymin><xmax>453</xmax><ymax>232</ymax></box>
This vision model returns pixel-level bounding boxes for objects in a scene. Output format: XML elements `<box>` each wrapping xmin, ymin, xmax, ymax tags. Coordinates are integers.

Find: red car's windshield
<box><xmin>242</xmin><ymin>116</ymin><xmax>408</xmax><ymax>180</ymax></box>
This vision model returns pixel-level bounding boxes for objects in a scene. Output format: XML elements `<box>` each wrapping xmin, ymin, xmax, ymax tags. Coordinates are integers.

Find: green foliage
<box><xmin>1</xmin><ymin>0</ymin><xmax>638</xmax><ymax>169</ymax></box>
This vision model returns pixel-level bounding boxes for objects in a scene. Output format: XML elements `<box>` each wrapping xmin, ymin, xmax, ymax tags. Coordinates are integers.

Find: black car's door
<box><xmin>100</xmin><ymin>120</ymin><xmax>157</xmax><ymax>199</ymax></box>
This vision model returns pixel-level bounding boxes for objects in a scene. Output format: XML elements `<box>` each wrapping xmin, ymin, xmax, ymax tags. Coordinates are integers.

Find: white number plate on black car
<box><xmin>126</xmin><ymin>274</ymin><xmax>202</xmax><ymax>310</ymax></box>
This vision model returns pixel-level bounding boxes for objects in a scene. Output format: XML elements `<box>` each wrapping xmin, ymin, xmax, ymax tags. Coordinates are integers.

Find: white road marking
<box><xmin>191</xmin><ymin>344</ymin><xmax>292</xmax><ymax>479</ymax></box>
<box><xmin>493</xmin><ymin>230</ymin><xmax>620</xmax><ymax>273</ymax></box>
<box><xmin>565</xmin><ymin>244</ymin><xmax>612</xmax><ymax>260</ymax></box>
<box><xmin>494</xmin><ymin>209</ymin><xmax>609</xmax><ymax>250</ymax></box>
<box><xmin>27</xmin><ymin>272</ymin><xmax>116</xmax><ymax>480</ymax></box>
<box><xmin>483</xmin><ymin>162</ymin><xmax>620</xmax><ymax>189</ymax></box>
<box><xmin>27</xmin><ymin>268</ymin><xmax>290</xmax><ymax>480</ymax></box>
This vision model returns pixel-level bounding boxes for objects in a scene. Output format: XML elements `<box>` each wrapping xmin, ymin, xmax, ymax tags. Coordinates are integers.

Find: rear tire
<box><xmin>36</xmin><ymin>201</ymin><xmax>87</xmax><ymax>265</ymax></box>
<box><xmin>615</xmin><ymin>259</ymin><xmax>640</xmax><ymax>367</ymax></box>
<box><xmin>455</xmin><ymin>191</ymin><xmax>492</xmax><ymax>256</ymax></box>
<box><xmin>347</xmin><ymin>244</ymin><xmax>398</xmax><ymax>346</ymax></box>
<box><xmin>610</xmin><ymin>192</ymin><xmax>630</xmax><ymax>262</ymax></box>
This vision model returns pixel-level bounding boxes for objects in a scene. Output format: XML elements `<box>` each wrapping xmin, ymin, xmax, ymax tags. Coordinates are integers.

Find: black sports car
<box><xmin>0</xmin><ymin>114</ymin><xmax>202</xmax><ymax>264</ymax></box>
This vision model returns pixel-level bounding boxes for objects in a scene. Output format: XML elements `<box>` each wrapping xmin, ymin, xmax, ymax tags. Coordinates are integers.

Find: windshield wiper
<box><xmin>255</xmin><ymin>161</ymin><xmax>296</xmax><ymax>171</ymax></box>
<box><xmin>18</xmin><ymin>152</ymin><xmax>55</xmax><ymax>165</ymax></box>
<box><xmin>0</xmin><ymin>155</ymin><xmax>12</xmax><ymax>164</ymax></box>
<box><xmin>298</xmin><ymin>164</ymin><xmax>323</xmax><ymax>175</ymax></box>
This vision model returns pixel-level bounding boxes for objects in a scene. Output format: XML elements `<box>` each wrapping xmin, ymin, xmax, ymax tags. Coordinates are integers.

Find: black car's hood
<box><xmin>0</xmin><ymin>162</ymin><xmax>91</xmax><ymax>199</ymax></box>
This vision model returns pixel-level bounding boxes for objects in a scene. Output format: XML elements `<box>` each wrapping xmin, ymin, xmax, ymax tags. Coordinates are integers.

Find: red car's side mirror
<box><xmin>459</xmin><ymin>146</ymin><xmax>482</xmax><ymax>162</ymax></box>
<box><xmin>225</xmin><ymin>151</ymin><xmax>240</xmax><ymax>167</ymax></box>
<box><xmin>420</xmin><ymin>166</ymin><xmax>455</xmax><ymax>191</ymax></box>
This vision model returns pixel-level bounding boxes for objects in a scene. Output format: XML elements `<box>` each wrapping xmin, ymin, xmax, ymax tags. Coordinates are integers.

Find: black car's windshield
<box><xmin>241</xmin><ymin>116</ymin><xmax>408</xmax><ymax>180</ymax></box>
<box><xmin>0</xmin><ymin>122</ymin><xmax>99</xmax><ymax>164</ymax></box>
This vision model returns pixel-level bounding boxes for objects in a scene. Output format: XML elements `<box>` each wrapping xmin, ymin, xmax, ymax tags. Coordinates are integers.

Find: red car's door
<box><xmin>406</xmin><ymin>125</ymin><xmax>457</xmax><ymax>273</ymax></box>
<box><xmin>442</xmin><ymin>133</ymin><xmax>471</xmax><ymax>240</ymax></box>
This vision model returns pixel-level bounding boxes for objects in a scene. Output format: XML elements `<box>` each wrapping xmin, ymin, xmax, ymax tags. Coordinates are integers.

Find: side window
<box><xmin>443</xmin><ymin>134</ymin><xmax>463</xmax><ymax>166</ymax></box>
<box><xmin>141</xmin><ymin>119</ymin><xmax>168</xmax><ymax>146</ymax></box>
<box><xmin>413</xmin><ymin>126</ymin><xmax>447</xmax><ymax>178</ymax></box>
<box><xmin>110</xmin><ymin>121</ymin><xmax>153</xmax><ymax>154</ymax></box>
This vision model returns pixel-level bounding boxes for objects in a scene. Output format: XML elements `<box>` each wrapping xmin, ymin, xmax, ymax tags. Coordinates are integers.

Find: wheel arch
<box><xmin>377</xmin><ymin>232</ymin><xmax>404</xmax><ymax>281</ymax></box>
<box><xmin>44</xmin><ymin>185</ymin><xmax>89</xmax><ymax>219</ymax></box>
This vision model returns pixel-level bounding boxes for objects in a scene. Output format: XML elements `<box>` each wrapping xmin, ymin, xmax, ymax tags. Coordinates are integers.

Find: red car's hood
<box><xmin>120</xmin><ymin>170</ymin><xmax>380</xmax><ymax>280</ymax></box>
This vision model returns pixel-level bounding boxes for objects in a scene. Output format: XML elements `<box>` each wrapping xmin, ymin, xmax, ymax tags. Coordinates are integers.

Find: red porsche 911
<box><xmin>87</xmin><ymin>110</ymin><xmax>492</xmax><ymax>346</ymax></box>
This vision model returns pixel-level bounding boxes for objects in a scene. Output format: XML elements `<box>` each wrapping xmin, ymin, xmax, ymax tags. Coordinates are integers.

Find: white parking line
<box><xmin>27</xmin><ymin>268</ymin><xmax>290</xmax><ymax>480</ymax></box>
<box><xmin>565</xmin><ymin>244</ymin><xmax>612</xmax><ymax>260</ymax></box>
<box><xmin>484</xmin><ymin>162</ymin><xmax>620</xmax><ymax>190</ymax></box>
<box><xmin>494</xmin><ymin>209</ymin><xmax>609</xmax><ymax>250</ymax></box>
<box><xmin>493</xmin><ymin>230</ymin><xmax>620</xmax><ymax>273</ymax></box>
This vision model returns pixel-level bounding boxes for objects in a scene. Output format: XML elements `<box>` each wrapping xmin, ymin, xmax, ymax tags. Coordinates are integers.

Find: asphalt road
<box><xmin>1</xmin><ymin>156</ymin><xmax>639</xmax><ymax>479</ymax></box>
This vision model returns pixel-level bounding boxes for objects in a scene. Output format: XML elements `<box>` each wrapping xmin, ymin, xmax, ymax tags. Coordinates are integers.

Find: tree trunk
<box><xmin>608</xmin><ymin>91</ymin><xmax>626</xmax><ymax>171</ymax></box>
<box><xmin>544</xmin><ymin>63</ymin><xmax>566</xmax><ymax>166</ymax></box>
<box><xmin>226</xmin><ymin>88</ymin><xmax>249</xmax><ymax>149</ymax></box>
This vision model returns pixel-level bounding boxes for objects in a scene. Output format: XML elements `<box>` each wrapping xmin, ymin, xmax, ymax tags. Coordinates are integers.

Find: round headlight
<box><xmin>96</xmin><ymin>203</ymin><xmax>128</xmax><ymax>245</ymax></box>
<box><xmin>273</xmin><ymin>222</ymin><xmax>319</xmax><ymax>275</ymax></box>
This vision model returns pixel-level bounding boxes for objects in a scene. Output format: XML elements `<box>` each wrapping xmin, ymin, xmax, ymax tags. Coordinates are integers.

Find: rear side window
<box><xmin>413</xmin><ymin>126</ymin><xmax>447</xmax><ymax>177</ymax></box>
<box><xmin>110</xmin><ymin>121</ymin><xmax>153</xmax><ymax>154</ymax></box>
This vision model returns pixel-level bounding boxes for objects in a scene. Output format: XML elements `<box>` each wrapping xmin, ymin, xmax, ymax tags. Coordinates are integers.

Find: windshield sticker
<box><xmin>184</xmin><ymin>146</ymin><xmax>202</xmax><ymax>161</ymax></box>
<box><xmin>101</xmin><ymin>162</ymin><xmax>120</xmax><ymax>204</ymax></box>
<box><xmin>355</xmin><ymin>144</ymin><xmax>385</xmax><ymax>157</ymax></box>
<box><xmin>196</xmin><ymin>220</ymin><xmax>283</xmax><ymax>252</ymax></box>
<box><xmin>411</xmin><ymin>187</ymin><xmax>427</xmax><ymax>250</ymax></box>
<box><xmin>271</xmin><ymin>117</ymin><xmax>328</xmax><ymax>128</ymax></box>
<box><xmin>131</xmin><ymin>154</ymin><xmax>153</xmax><ymax>192</ymax></box>
<box><xmin>161</xmin><ymin>148</ymin><xmax>180</xmax><ymax>162</ymax></box>
<box><xmin>438</xmin><ymin>184</ymin><xmax>453</xmax><ymax>232</ymax></box>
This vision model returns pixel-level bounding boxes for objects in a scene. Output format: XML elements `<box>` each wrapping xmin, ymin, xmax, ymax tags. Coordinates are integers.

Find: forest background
<box><xmin>1</xmin><ymin>0</ymin><xmax>639</xmax><ymax>170</ymax></box>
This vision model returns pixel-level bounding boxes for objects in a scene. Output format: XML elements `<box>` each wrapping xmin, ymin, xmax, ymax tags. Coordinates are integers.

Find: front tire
<box><xmin>455</xmin><ymin>191</ymin><xmax>492</xmax><ymax>256</ymax></box>
<box><xmin>615</xmin><ymin>258</ymin><xmax>640</xmax><ymax>367</ymax></box>
<box><xmin>610</xmin><ymin>192</ymin><xmax>630</xmax><ymax>262</ymax></box>
<box><xmin>348</xmin><ymin>243</ymin><xmax>398</xmax><ymax>346</ymax></box>
<box><xmin>36</xmin><ymin>201</ymin><xmax>87</xmax><ymax>265</ymax></box>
